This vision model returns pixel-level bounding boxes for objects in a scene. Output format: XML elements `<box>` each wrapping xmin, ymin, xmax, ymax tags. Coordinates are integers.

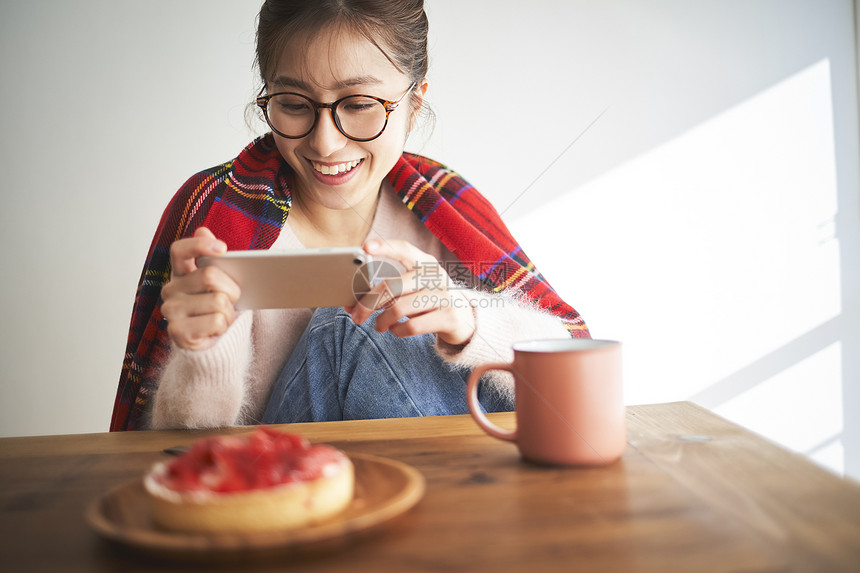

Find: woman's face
<box><xmin>269</xmin><ymin>29</ymin><xmax>425</xmax><ymax>212</ymax></box>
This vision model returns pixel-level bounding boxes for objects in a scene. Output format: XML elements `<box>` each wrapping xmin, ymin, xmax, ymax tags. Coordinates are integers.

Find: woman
<box><xmin>110</xmin><ymin>0</ymin><xmax>589</xmax><ymax>431</ymax></box>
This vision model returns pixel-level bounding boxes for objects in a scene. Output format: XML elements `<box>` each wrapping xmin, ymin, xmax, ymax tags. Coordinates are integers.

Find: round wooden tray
<box><xmin>85</xmin><ymin>453</ymin><xmax>425</xmax><ymax>558</ymax></box>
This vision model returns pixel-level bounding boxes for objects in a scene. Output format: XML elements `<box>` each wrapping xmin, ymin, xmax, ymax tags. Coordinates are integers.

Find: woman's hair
<box><xmin>256</xmin><ymin>0</ymin><xmax>429</xmax><ymax>116</ymax></box>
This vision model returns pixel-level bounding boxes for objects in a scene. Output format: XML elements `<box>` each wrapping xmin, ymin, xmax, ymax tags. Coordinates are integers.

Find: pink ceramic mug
<box><xmin>467</xmin><ymin>339</ymin><xmax>625</xmax><ymax>466</ymax></box>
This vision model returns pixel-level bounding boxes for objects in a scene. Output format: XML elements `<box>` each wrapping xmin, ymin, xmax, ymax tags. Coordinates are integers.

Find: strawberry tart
<box><xmin>143</xmin><ymin>427</ymin><xmax>354</xmax><ymax>533</ymax></box>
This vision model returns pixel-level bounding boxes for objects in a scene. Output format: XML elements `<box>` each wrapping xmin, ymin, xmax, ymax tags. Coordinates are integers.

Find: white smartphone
<box><xmin>197</xmin><ymin>247</ymin><xmax>376</xmax><ymax>310</ymax></box>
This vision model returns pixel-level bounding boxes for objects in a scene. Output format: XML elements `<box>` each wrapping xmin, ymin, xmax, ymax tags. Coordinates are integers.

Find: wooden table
<box><xmin>1</xmin><ymin>402</ymin><xmax>859</xmax><ymax>572</ymax></box>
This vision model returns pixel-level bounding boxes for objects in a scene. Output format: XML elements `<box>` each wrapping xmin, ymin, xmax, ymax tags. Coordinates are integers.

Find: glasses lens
<box><xmin>266</xmin><ymin>93</ymin><xmax>315</xmax><ymax>137</ymax></box>
<box><xmin>335</xmin><ymin>96</ymin><xmax>387</xmax><ymax>140</ymax></box>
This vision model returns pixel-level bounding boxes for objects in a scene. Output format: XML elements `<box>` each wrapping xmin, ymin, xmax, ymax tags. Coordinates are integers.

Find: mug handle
<box><xmin>466</xmin><ymin>363</ymin><xmax>517</xmax><ymax>442</ymax></box>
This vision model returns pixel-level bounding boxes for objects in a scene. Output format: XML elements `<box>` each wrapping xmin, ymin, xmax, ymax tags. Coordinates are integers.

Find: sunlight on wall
<box><xmin>509</xmin><ymin>59</ymin><xmax>843</xmax><ymax>475</ymax></box>
<box><xmin>715</xmin><ymin>341</ymin><xmax>843</xmax><ymax>473</ymax></box>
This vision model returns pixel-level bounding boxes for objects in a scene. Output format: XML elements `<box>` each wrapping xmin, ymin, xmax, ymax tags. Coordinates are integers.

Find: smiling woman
<box><xmin>109</xmin><ymin>0</ymin><xmax>588</xmax><ymax>432</ymax></box>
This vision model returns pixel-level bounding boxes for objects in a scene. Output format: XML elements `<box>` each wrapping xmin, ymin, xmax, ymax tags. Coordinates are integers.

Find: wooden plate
<box><xmin>85</xmin><ymin>453</ymin><xmax>425</xmax><ymax>558</ymax></box>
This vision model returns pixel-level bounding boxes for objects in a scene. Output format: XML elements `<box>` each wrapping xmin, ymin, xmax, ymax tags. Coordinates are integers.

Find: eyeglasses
<box><xmin>256</xmin><ymin>83</ymin><xmax>416</xmax><ymax>142</ymax></box>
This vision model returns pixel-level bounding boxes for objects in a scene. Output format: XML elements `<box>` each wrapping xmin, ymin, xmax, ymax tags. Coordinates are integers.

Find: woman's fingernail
<box><xmin>365</xmin><ymin>239</ymin><xmax>381</xmax><ymax>253</ymax></box>
<box><xmin>213</xmin><ymin>241</ymin><xmax>227</xmax><ymax>254</ymax></box>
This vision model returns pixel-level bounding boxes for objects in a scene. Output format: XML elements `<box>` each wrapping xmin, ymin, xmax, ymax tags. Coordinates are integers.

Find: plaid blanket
<box><xmin>110</xmin><ymin>133</ymin><xmax>589</xmax><ymax>431</ymax></box>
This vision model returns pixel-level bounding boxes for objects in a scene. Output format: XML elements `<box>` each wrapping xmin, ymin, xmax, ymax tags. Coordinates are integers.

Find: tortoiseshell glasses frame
<box><xmin>255</xmin><ymin>82</ymin><xmax>416</xmax><ymax>142</ymax></box>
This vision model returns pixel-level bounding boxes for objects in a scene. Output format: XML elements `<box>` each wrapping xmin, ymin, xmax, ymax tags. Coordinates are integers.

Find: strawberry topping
<box><xmin>157</xmin><ymin>427</ymin><xmax>344</xmax><ymax>494</ymax></box>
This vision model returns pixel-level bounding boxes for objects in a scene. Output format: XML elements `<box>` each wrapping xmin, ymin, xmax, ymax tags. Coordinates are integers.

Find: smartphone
<box><xmin>197</xmin><ymin>247</ymin><xmax>375</xmax><ymax>310</ymax></box>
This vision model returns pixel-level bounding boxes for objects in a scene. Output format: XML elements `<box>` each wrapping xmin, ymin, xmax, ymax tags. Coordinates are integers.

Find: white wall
<box><xmin>1</xmin><ymin>1</ymin><xmax>858</xmax><ymax>481</ymax></box>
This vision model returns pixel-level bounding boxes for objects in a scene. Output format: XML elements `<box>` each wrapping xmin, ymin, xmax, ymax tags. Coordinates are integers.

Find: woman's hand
<box><xmin>348</xmin><ymin>239</ymin><xmax>476</xmax><ymax>346</ymax></box>
<box><xmin>160</xmin><ymin>227</ymin><xmax>240</xmax><ymax>351</ymax></box>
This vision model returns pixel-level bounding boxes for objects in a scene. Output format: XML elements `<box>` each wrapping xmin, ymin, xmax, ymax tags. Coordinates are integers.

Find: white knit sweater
<box><xmin>149</xmin><ymin>182</ymin><xmax>570</xmax><ymax>429</ymax></box>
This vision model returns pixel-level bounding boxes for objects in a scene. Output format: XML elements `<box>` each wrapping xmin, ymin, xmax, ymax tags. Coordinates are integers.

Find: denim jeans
<box><xmin>261</xmin><ymin>307</ymin><xmax>513</xmax><ymax>423</ymax></box>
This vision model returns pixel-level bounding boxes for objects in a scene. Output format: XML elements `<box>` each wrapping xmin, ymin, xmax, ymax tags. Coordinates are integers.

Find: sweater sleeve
<box><xmin>435</xmin><ymin>288</ymin><xmax>571</xmax><ymax>399</ymax></box>
<box><xmin>149</xmin><ymin>311</ymin><xmax>254</xmax><ymax>429</ymax></box>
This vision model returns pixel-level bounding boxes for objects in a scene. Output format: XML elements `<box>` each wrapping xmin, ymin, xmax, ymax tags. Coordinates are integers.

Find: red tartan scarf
<box><xmin>110</xmin><ymin>133</ymin><xmax>589</xmax><ymax>431</ymax></box>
